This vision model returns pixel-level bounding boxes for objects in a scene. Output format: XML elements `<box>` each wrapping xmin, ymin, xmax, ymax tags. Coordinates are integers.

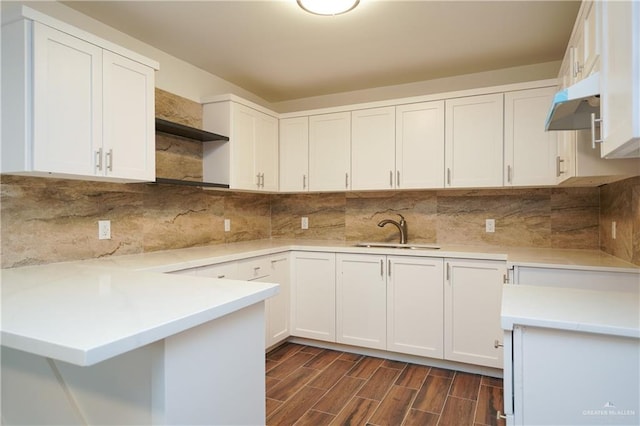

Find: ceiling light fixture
<box><xmin>297</xmin><ymin>0</ymin><xmax>360</xmax><ymax>16</ymax></box>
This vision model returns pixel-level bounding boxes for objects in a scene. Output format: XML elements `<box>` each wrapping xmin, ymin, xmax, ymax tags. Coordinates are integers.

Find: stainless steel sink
<box><xmin>354</xmin><ymin>242</ymin><xmax>440</xmax><ymax>250</ymax></box>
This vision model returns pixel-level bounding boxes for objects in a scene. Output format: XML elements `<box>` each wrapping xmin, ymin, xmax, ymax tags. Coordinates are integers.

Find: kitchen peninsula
<box><xmin>1</xmin><ymin>263</ymin><xmax>278</xmax><ymax>425</ymax></box>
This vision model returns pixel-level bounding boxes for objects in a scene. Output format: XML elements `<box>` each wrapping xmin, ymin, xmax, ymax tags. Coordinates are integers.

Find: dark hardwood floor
<box><xmin>266</xmin><ymin>342</ymin><xmax>506</xmax><ymax>426</ymax></box>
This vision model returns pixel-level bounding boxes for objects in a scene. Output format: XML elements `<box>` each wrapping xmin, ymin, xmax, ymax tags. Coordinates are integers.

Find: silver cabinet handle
<box><xmin>494</xmin><ymin>339</ymin><xmax>504</xmax><ymax>348</ymax></box>
<box><xmin>345</xmin><ymin>172</ymin><xmax>349</xmax><ymax>189</ymax></box>
<box><xmin>106</xmin><ymin>149</ymin><xmax>113</xmax><ymax>172</ymax></box>
<box><xmin>497</xmin><ymin>411</ymin><xmax>507</xmax><ymax>420</ymax></box>
<box><xmin>217</xmin><ymin>274</ymin><xmax>225</xmax><ymax>279</ymax></box>
<box><xmin>446</xmin><ymin>262</ymin><xmax>450</xmax><ymax>281</ymax></box>
<box><xmin>590</xmin><ymin>112</ymin><xmax>603</xmax><ymax>149</ymax></box>
<box><xmin>389</xmin><ymin>170</ymin><xmax>393</xmax><ymax>187</ymax></box>
<box><xmin>396</xmin><ymin>170</ymin><xmax>400</xmax><ymax>188</ymax></box>
<box><xmin>96</xmin><ymin>148</ymin><xmax>103</xmax><ymax>171</ymax></box>
<box><xmin>507</xmin><ymin>165</ymin><xmax>512</xmax><ymax>183</ymax></box>
<box><xmin>388</xmin><ymin>259</ymin><xmax>391</xmax><ymax>277</ymax></box>
<box><xmin>271</xmin><ymin>257</ymin><xmax>288</xmax><ymax>264</ymax></box>
<box><xmin>446</xmin><ymin>168</ymin><xmax>451</xmax><ymax>185</ymax></box>
<box><xmin>556</xmin><ymin>156</ymin><xmax>565</xmax><ymax>177</ymax></box>
<box><xmin>256</xmin><ymin>173</ymin><xmax>261</xmax><ymax>187</ymax></box>
<box><xmin>254</xmin><ymin>266</ymin><xmax>261</xmax><ymax>271</ymax></box>
<box><xmin>302</xmin><ymin>174</ymin><xmax>307</xmax><ymax>190</ymax></box>
<box><xmin>380</xmin><ymin>259</ymin><xmax>384</xmax><ymax>276</ymax></box>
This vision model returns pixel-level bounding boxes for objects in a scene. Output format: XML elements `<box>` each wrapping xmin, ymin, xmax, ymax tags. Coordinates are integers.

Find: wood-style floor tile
<box><xmin>411</xmin><ymin>374</ymin><xmax>452</xmax><ymax>413</ymax></box>
<box><xmin>450</xmin><ymin>372</ymin><xmax>482</xmax><ymax>400</ymax></box>
<box><xmin>308</xmin><ymin>359</ymin><xmax>356</xmax><ymax>390</ymax></box>
<box><xmin>395</xmin><ymin>364</ymin><xmax>430</xmax><ymax>389</ymax></box>
<box><xmin>481</xmin><ymin>375</ymin><xmax>504</xmax><ymax>388</ymax></box>
<box><xmin>267</xmin><ymin>342</ymin><xmax>304</xmax><ymax>361</ymax></box>
<box><xmin>304</xmin><ymin>349</ymin><xmax>342</xmax><ymax>370</ymax></box>
<box><xmin>439</xmin><ymin>396</ymin><xmax>476</xmax><ymax>426</ymax></box>
<box><xmin>339</xmin><ymin>352</ymin><xmax>363</xmax><ymax>362</ymax></box>
<box><xmin>294</xmin><ymin>409</ymin><xmax>335</xmax><ymax>425</ymax></box>
<box><xmin>383</xmin><ymin>359</ymin><xmax>408</xmax><ymax>369</ymax></box>
<box><xmin>475</xmin><ymin>384</ymin><xmax>505</xmax><ymax>426</ymax></box>
<box><xmin>347</xmin><ymin>356</ymin><xmax>384</xmax><ymax>379</ymax></box>
<box><xmin>299</xmin><ymin>346</ymin><xmax>325</xmax><ymax>355</ymax></box>
<box><xmin>267</xmin><ymin>367</ymin><xmax>319</xmax><ymax>401</ymax></box>
<box><xmin>368</xmin><ymin>385</ymin><xmax>417</xmax><ymax>426</ymax></box>
<box><xmin>266</xmin><ymin>398</ymin><xmax>283</xmax><ymax>418</ymax></box>
<box><xmin>402</xmin><ymin>408</ymin><xmax>440</xmax><ymax>426</ymax></box>
<box><xmin>329</xmin><ymin>397</ymin><xmax>379</xmax><ymax>425</ymax></box>
<box><xmin>356</xmin><ymin>366</ymin><xmax>400</xmax><ymax>401</ymax></box>
<box><xmin>313</xmin><ymin>376</ymin><xmax>365</xmax><ymax>415</ymax></box>
<box><xmin>267</xmin><ymin>386</ymin><xmax>326</xmax><ymax>426</ymax></box>
<box><xmin>428</xmin><ymin>367</ymin><xmax>455</xmax><ymax>378</ymax></box>
<box><xmin>267</xmin><ymin>351</ymin><xmax>316</xmax><ymax>379</ymax></box>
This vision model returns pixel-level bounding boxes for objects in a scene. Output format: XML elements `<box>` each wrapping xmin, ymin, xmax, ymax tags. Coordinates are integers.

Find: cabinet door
<box><xmin>504</xmin><ymin>87</ymin><xmax>557</xmax><ymax>186</ymax></box>
<box><xmin>600</xmin><ymin>0</ymin><xmax>640</xmax><ymax>158</ymax></box>
<box><xmin>32</xmin><ymin>22</ymin><xmax>103</xmax><ymax>177</ymax></box>
<box><xmin>102</xmin><ymin>51</ymin><xmax>155</xmax><ymax>181</ymax></box>
<box><xmin>265</xmin><ymin>255</ymin><xmax>290</xmax><ymax>349</ymax></box>
<box><xmin>336</xmin><ymin>254</ymin><xmax>386</xmax><ymax>350</ymax></box>
<box><xmin>255</xmin><ymin>112</ymin><xmax>279</xmax><ymax>191</ymax></box>
<box><xmin>581</xmin><ymin>0</ymin><xmax>600</xmax><ymax>77</ymax></box>
<box><xmin>230</xmin><ymin>103</ymin><xmax>258</xmax><ymax>190</ymax></box>
<box><xmin>395</xmin><ymin>101</ymin><xmax>445</xmax><ymax>189</ymax></box>
<box><xmin>279</xmin><ymin>117</ymin><xmax>309</xmax><ymax>192</ymax></box>
<box><xmin>444</xmin><ymin>259</ymin><xmax>505</xmax><ymax>368</ymax></box>
<box><xmin>351</xmin><ymin>107</ymin><xmax>396</xmax><ymax>190</ymax></box>
<box><xmin>308</xmin><ymin>112</ymin><xmax>351</xmax><ymax>191</ymax></box>
<box><xmin>290</xmin><ymin>252</ymin><xmax>336</xmax><ymax>342</ymax></box>
<box><xmin>445</xmin><ymin>94</ymin><xmax>504</xmax><ymax>188</ymax></box>
<box><xmin>387</xmin><ymin>256</ymin><xmax>444</xmax><ymax>358</ymax></box>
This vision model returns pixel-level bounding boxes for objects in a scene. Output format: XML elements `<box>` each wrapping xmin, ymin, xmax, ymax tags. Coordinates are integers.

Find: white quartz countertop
<box><xmin>501</xmin><ymin>284</ymin><xmax>640</xmax><ymax>338</ymax></box>
<box><xmin>1</xmin><ymin>264</ymin><xmax>278</xmax><ymax>366</ymax></box>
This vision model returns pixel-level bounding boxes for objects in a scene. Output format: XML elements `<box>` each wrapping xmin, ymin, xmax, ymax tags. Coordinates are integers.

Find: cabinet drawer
<box><xmin>237</xmin><ymin>256</ymin><xmax>272</xmax><ymax>281</ymax></box>
<box><xmin>170</xmin><ymin>262</ymin><xmax>238</xmax><ymax>280</ymax></box>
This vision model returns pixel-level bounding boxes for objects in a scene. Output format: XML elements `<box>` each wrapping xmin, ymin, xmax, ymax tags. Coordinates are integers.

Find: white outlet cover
<box><xmin>485</xmin><ymin>219</ymin><xmax>495</xmax><ymax>233</ymax></box>
<box><xmin>224</xmin><ymin>219</ymin><xmax>231</xmax><ymax>232</ymax></box>
<box><xmin>301</xmin><ymin>217</ymin><xmax>309</xmax><ymax>230</ymax></box>
<box><xmin>98</xmin><ymin>220</ymin><xmax>111</xmax><ymax>240</ymax></box>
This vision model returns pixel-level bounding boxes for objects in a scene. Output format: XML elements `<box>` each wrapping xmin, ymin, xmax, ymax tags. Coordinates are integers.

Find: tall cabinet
<box><xmin>2</xmin><ymin>13</ymin><xmax>157</xmax><ymax>182</ymax></box>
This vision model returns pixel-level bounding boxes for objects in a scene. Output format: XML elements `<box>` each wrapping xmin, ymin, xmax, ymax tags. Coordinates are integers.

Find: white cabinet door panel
<box><xmin>351</xmin><ymin>107</ymin><xmax>395</xmax><ymax>190</ymax></box>
<box><xmin>255</xmin><ymin>113</ymin><xmax>279</xmax><ymax>191</ymax></box>
<box><xmin>279</xmin><ymin>117</ymin><xmax>309</xmax><ymax>192</ymax></box>
<box><xmin>230</xmin><ymin>104</ymin><xmax>259</xmax><ymax>190</ymax></box>
<box><xmin>309</xmin><ymin>112</ymin><xmax>351</xmax><ymax>191</ymax></box>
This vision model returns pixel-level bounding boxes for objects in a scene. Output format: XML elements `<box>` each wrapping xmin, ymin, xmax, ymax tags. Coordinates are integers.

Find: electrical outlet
<box><xmin>612</xmin><ymin>221</ymin><xmax>616</xmax><ymax>240</ymax></box>
<box><xmin>485</xmin><ymin>219</ymin><xmax>495</xmax><ymax>233</ymax></box>
<box><xmin>98</xmin><ymin>220</ymin><xmax>111</xmax><ymax>240</ymax></box>
<box><xmin>301</xmin><ymin>217</ymin><xmax>309</xmax><ymax>230</ymax></box>
<box><xmin>224</xmin><ymin>218</ymin><xmax>231</xmax><ymax>232</ymax></box>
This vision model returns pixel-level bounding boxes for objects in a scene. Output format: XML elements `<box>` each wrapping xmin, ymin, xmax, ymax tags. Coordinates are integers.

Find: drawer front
<box><xmin>237</xmin><ymin>256</ymin><xmax>272</xmax><ymax>280</ymax></box>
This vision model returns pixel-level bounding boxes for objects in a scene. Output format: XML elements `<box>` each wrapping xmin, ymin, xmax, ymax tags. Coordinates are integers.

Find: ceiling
<box><xmin>63</xmin><ymin>0</ymin><xmax>581</xmax><ymax>103</ymax></box>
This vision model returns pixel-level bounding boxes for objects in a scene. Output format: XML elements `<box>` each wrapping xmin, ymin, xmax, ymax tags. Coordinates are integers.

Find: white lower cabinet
<box><xmin>290</xmin><ymin>251</ymin><xmax>336</xmax><ymax>342</ymax></box>
<box><xmin>263</xmin><ymin>256</ymin><xmax>290</xmax><ymax>349</ymax></box>
<box><xmin>336</xmin><ymin>254</ymin><xmax>444</xmax><ymax>357</ymax></box>
<box><xmin>444</xmin><ymin>259</ymin><xmax>506</xmax><ymax>368</ymax></box>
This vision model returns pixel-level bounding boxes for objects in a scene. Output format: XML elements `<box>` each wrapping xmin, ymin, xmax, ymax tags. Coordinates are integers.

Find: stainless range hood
<box><xmin>545</xmin><ymin>72</ymin><xmax>600</xmax><ymax>131</ymax></box>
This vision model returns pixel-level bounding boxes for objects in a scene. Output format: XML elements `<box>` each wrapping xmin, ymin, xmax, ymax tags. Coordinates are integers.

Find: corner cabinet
<box><xmin>2</xmin><ymin>15</ymin><xmax>157</xmax><ymax>182</ymax></box>
<box><xmin>203</xmin><ymin>98</ymin><xmax>279</xmax><ymax>191</ymax></box>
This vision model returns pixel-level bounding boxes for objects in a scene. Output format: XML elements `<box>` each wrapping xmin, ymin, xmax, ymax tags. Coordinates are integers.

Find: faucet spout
<box><xmin>377</xmin><ymin>214</ymin><xmax>408</xmax><ymax>244</ymax></box>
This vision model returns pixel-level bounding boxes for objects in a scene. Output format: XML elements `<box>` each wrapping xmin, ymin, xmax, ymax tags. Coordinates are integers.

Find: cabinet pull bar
<box><xmin>256</xmin><ymin>173</ymin><xmax>261</xmax><ymax>187</ymax></box>
<box><xmin>446</xmin><ymin>168</ymin><xmax>451</xmax><ymax>186</ymax></box>
<box><xmin>503</xmin><ymin>274</ymin><xmax>509</xmax><ymax>284</ymax></box>
<box><xmin>345</xmin><ymin>172</ymin><xmax>349</xmax><ymax>189</ymax></box>
<box><xmin>590</xmin><ymin>113</ymin><xmax>603</xmax><ymax>149</ymax></box>
<box><xmin>556</xmin><ymin>156</ymin><xmax>565</xmax><ymax>177</ymax></box>
<box><xmin>96</xmin><ymin>148</ymin><xmax>103</xmax><ymax>171</ymax></box>
<box><xmin>494</xmin><ymin>339</ymin><xmax>504</xmax><ymax>348</ymax></box>
<box><xmin>106</xmin><ymin>149</ymin><xmax>113</xmax><ymax>172</ymax></box>
<box><xmin>389</xmin><ymin>170</ymin><xmax>393</xmax><ymax>187</ymax></box>
<box><xmin>397</xmin><ymin>170</ymin><xmax>400</xmax><ymax>188</ymax></box>
<box><xmin>271</xmin><ymin>258</ymin><xmax>288</xmax><ymax>263</ymax></box>
<box><xmin>446</xmin><ymin>262</ymin><xmax>450</xmax><ymax>282</ymax></box>
<box><xmin>507</xmin><ymin>165</ymin><xmax>512</xmax><ymax>183</ymax></box>
<box><xmin>217</xmin><ymin>274</ymin><xmax>225</xmax><ymax>279</ymax></box>
<box><xmin>303</xmin><ymin>174</ymin><xmax>307</xmax><ymax>190</ymax></box>
<box><xmin>380</xmin><ymin>259</ymin><xmax>384</xmax><ymax>276</ymax></box>
<box><xmin>496</xmin><ymin>411</ymin><xmax>507</xmax><ymax>420</ymax></box>
<box><xmin>388</xmin><ymin>259</ymin><xmax>391</xmax><ymax>277</ymax></box>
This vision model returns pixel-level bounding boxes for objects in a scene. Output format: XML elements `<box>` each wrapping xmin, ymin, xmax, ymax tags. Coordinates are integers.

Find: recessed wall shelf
<box><xmin>154</xmin><ymin>118</ymin><xmax>230</xmax><ymax>189</ymax></box>
<box><xmin>155</xmin><ymin>118</ymin><xmax>229</xmax><ymax>142</ymax></box>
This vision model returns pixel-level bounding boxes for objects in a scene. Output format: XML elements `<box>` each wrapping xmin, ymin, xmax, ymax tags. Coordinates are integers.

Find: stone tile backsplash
<box><xmin>1</xmin><ymin>89</ymin><xmax>637</xmax><ymax>268</ymax></box>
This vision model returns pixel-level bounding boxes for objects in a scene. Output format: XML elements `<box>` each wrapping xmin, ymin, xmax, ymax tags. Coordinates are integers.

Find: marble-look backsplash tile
<box><xmin>155</xmin><ymin>88</ymin><xmax>202</xmax><ymax>128</ymax></box>
<box><xmin>600</xmin><ymin>176</ymin><xmax>640</xmax><ymax>265</ymax></box>
<box><xmin>271</xmin><ymin>193</ymin><xmax>345</xmax><ymax>240</ymax></box>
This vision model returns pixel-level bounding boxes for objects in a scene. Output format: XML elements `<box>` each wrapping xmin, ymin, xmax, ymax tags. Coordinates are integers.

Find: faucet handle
<box><xmin>397</xmin><ymin>214</ymin><xmax>405</xmax><ymax>222</ymax></box>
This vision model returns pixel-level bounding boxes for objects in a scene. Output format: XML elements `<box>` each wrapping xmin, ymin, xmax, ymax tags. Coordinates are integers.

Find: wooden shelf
<box><xmin>155</xmin><ymin>118</ymin><xmax>229</xmax><ymax>142</ymax></box>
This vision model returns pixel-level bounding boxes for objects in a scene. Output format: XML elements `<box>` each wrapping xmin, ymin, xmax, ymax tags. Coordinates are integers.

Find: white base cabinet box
<box><xmin>444</xmin><ymin>259</ymin><xmax>505</xmax><ymax>368</ymax></box>
<box><xmin>290</xmin><ymin>251</ymin><xmax>336</xmax><ymax>342</ymax></box>
<box><xmin>1</xmin><ymin>10</ymin><xmax>157</xmax><ymax>182</ymax></box>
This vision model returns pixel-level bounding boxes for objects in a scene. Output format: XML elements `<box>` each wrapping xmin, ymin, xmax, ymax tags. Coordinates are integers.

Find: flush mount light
<box><xmin>297</xmin><ymin>0</ymin><xmax>360</xmax><ymax>16</ymax></box>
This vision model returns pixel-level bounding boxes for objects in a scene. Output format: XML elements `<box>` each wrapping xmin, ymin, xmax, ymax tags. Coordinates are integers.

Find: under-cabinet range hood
<box><xmin>545</xmin><ymin>72</ymin><xmax>600</xmax><ymax>131</ymax></box>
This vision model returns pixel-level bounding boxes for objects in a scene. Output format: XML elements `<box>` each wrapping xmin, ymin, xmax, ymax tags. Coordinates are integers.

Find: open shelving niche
<box><xmin>153</xmin><ymin>118</ymin><xmax>230</xmax><ymax>189</ymax></box>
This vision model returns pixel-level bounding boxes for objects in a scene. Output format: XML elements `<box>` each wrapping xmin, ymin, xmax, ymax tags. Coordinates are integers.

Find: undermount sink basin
<box><xmin>355</xmin><ymin>242</ymin><xmax>440</xmax><ymax>250</ymax></box>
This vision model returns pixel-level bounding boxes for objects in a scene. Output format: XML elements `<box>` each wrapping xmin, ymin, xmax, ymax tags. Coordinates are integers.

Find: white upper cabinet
<box><xmin>2</xmin><ymin>16</ymin><xmax>157</xmax><ymax>182</ymax></box>
<box><xmin>600</xmin><ymin>0</ymin><xmax>640</xmax><ymax>158</ymax></box>
<box><xmin>204</xmin><ymin>100</ymin><xmax>278</xmax><ymax>191</ymax></box>
<box><xmin>308</xmin><ymin>112</ymin><xmax>351</xmax><ymax>191</ymax></box>
<box><xmin>395</xmin><ymin>101</ymin><xmax>445</xmax><ymax>189</ymax></box>
<box><xmin>504</xmin><ymin>87</ymin><xmax>557</xmax><ymax>186</ymax></box>
<box><xmin>445</xmin><ymin>94</ymin><xmax>504</xmax><ymax>188</ymax></box>
<box><xmin>351</xmin><ymin>107</ymin><xmax>396</xmax><ymax>190</ymax></box>
<box><xmin>279</xmin><ymin>117</ymin><xmax>309</xmax><ymax>192</ymax></box>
